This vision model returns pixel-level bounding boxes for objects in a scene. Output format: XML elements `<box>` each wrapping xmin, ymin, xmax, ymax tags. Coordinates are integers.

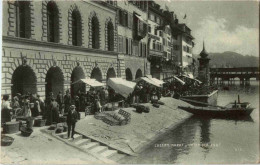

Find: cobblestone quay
<box><xmin>76</xmin><ymin>97</ymin><xmax>191</xmax><ymax>155</ymax></box>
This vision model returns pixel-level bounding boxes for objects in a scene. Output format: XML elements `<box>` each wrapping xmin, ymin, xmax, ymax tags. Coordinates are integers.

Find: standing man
<box><xmin>67</xmin><ymin>105</ymin><xmax>78</xmax><ymax>139</ymax></box>
<box><xmin>100</xmin><ymin>87</ymin><xmax>106</xmax><ymax>106</ymax></box>
<box><xmin>74</xmin><ymin>96</ymin><xmax>80</xmax><ymax>119</ymax></box>
<box><xmin>50</xmin><ymin>98</ymin><xmax>59</xmax><ymax>124</ymax></box>
<box><xmin>56</xmin><ymin>91</ymin><xmax>63</xmax><ymax>115</ymax></box>
<box><xmin>64</xmin><ymin>90</ymin><xmax>71</xmax><ymax>114</ymax></box>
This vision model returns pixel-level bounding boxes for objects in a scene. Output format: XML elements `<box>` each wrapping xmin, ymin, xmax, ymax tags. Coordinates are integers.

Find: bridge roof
<box><xmin>210</xmin><ymin>67</ymin><xmax>259</xmax><ymax>72</ymax></box>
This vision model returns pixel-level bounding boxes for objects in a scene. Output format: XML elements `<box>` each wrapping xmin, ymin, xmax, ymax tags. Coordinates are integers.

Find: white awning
<box><xmin>135</xmin><ymin>14</ymin><xmax>145</xmax><ymax>22</ymax></box>
<box><xmin>183</xmin><ymin>62</ymin><xmax>189</xmax><ymax>67</ymax></box>
<box><xmin>187</xmin><ymin>74</ymin><xmax>194</xmax><ymax>79</ymax></box>
<box><xmin>181</xmin><ymin>75</ymin><xmax>202</xmax><ymax>84</ymax></box>
<box><xmin>173</xmin><ymin>76</ymin><xmax>185</xmax><ymax>85</ymax></box>
<box><xmin>135</xmin><ymin>77</ymin><xmax>162</xmax><ymax>88</ymax></box>
<box><xmin>194</xmin><ymin>79</ymin><xmax>202</xmax><ymax>84</ymax></box>
<box><xmin>107</xmin><ymin>78</ymin><xmax>136</xmax><ymax>98</ymax></box>
<box><xmin>72</xmin><ymin>78</ymin><xmax>105</xmax><ymax>87</ymax></box>
<box><xmin>149</xmin><ymin>77</ymin><xmax>165</xmax><ymax>86</ymax></box>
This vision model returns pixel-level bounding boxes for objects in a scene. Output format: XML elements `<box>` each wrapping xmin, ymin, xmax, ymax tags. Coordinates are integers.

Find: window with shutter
<box><xmin>122</xmin><ymin>37</ymin><xmax>126</xmax><ymax>54</ymax></box>
<box><xmin>119</xmin><ymin>10</ymin><xmax>123</xmax><ymax>25</ymax></box>
<box><xmin>130</xmin><ymin>39</ymin><xmax>133</xmax><ymax>55</ymax></box>
<box><xmin>144</xmin><ymin>43</ymin><xmax>146</xmax><ymax>57</ymax></box>
<box><xmin>139</xmin><ymin>42</ymin><xmax>143</xmax><ymax>57</ymax></box>
<box><xmin>124</xmin><ymin>11</ymin><xmax>128</xmax><ymax>27</ymax></box>
<box><xmin>118</xmin><ymin>36</ymin><xmax>122</xmax><ymax>53</ymax></box>
<box><xmin>15</xmin><ymin>1</ymin><xmax>31</xmax><ymax>39</ymax></box>
<box><xmin>125</xmin><ymin>38</ymin><xmax>129</xmax><ymax>54</ymax></box>
<box><xmin>128</xmin><ymin>13</ymin><xmax>132</xmax><ymax>29</ymax></box>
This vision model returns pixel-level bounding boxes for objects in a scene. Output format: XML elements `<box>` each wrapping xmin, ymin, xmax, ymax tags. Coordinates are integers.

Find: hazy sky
<box><xmin>157</xmin><ymin>0</ymin><xmax>259</xmax><ymax>56</ymax></box>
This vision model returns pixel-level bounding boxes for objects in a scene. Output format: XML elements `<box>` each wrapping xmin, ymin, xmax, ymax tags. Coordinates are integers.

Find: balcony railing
<box><xmin>149</xmin><ymin>49</ymin><xmax>164</xmax><ymax>57</ymax></box>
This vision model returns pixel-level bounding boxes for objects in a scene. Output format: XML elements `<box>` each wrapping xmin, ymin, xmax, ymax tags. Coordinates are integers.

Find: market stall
<box><xmin>135</xmin><ymin>77</ymin><xmax>162</xmax><ymax>87</ymax></box>
<box><xmin>179</xmin><ymin>75</ymin><xmax>202</xmax><ymax>84</ymax></box>
<box><xmin>71</xmin><ymin>78</ymin><xmax>105</xmax><ymax>87</ymax></box>
<box><xmin>107</xmin><ymin>78</ymin><xmax>136</xmax><ymax>98</ymax></box>
<box><xmin>173</xmin><ymin>76</ymin><xmax>186</xmax><ymax>85</ymax></box>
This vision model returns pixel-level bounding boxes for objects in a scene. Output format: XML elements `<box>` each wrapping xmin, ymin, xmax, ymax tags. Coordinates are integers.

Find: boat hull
<box><xmin>178</xmin><ymin>106</ymin><xmax>254</xmax><ymax>118</ymax></box>
<box><xmin>181</xmin><ymin>90</ymin><xmax>218</xmax><ymax>107</ymax></box>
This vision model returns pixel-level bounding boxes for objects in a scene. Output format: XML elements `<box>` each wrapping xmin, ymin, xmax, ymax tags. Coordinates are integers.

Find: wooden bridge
<box><xmin>210</xmin><ymin>67</ymin><xmax>260</xmax><ymax>85</ymax></box>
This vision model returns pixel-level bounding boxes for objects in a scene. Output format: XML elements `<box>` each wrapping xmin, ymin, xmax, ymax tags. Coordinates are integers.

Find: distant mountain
<box><xmin>194</xmin><ymin>51</ymin><xmax>259</xmax><ymax>68</ymax></box>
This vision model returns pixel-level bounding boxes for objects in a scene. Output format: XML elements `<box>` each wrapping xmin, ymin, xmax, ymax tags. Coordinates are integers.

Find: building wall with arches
<box><xmin>2</xmin><ymin>42</ymin><xmax>118</xmax><ymax>98</ymax></box>
<box><xmin>2</xmin><ymin>1</ymin><xmax>120</xmax><ymax>98</ymax></box>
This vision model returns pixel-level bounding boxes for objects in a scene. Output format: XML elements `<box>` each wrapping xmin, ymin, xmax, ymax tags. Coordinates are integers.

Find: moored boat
<box><xmin>178</xmin><ymin>99</ymin><xmax>254</xmax><ymax>118</ymax></box>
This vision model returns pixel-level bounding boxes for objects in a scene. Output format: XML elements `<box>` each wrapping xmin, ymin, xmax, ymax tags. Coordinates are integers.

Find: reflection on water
<box><xmin>124</xmin><ymin>81</ymin><xmax>259</xmax><ymax>164</ymax></box>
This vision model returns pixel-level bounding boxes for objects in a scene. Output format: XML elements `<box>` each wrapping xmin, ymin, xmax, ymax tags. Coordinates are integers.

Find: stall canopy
<box><xmin>135</xmin><ymin>77</ymin><xmax>162</xmax><ymax>88</ymax></box>
<box><xmin>72</xmin><ymin>78</ymin><xmax>105</xmax><ymax>87</ymax></box>
<box><xmin>145</xmin><ymin>75</ymin><xmax>165</xmax><ymax>86</ymax></box>
<box><xmin>150</xmin><ymin>77</ymin><xmax>165</xmax><ymax>86</ymax></box>
<box><xmin>173</xmin><ymin>76</ymin><xmax>186</xmax><ymax>85</ymax></box>
<box><xmin>107</xmin><ymin>78</ymin><xmax>136</xmax><ymax>98</ymax></box>
<box><xmin>181</xmin><ymin>75</ymin><xmax>202</xmax><ymax>84</ymax></box>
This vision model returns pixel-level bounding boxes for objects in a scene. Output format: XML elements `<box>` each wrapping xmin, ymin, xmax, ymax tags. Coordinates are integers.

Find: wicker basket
<box><xmin>55</xmin><ymin>127</ymin><xmax>64</xmax><ymax>134</ymax></box>
<box><xmin>3</xmin><ymin>121</ymin><xmax>20</xmax><ymax>134</ymax></box>
<box><xmin>34</xmin><ymin>119</ymin><xmax>46</xmax><ymax>127</ymax></box>
<box><xmin>59</xmin><ymin>116</ymin><xmax>67</xmax><ymax>123</ymax></box>
<box><xmin>1</xmin><ymin>135</ymin><xmax>14</xmax><ymax>146</ymax></box>
<box><xmin>20</xmin><ymin>127</ymin><xmax>33</xmax><ymax>137</ymax></box>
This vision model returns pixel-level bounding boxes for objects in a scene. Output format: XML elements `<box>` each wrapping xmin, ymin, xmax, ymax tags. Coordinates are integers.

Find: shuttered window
<box><xmin>118</xmin><ymin>36</ymin><xmax>123</xmax><ymax>53</ymax></box>
<box><xmin>128</xmin><ymin>13</ymin><xmax>133</xmax><ymax>29</ymax></box>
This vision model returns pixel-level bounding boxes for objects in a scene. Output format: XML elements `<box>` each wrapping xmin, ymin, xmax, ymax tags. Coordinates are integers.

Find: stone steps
<box><xmin>74</xmin><ymin>139</ymin><xmax>91</xmax><ymax>146</ymax></box>
<box><xmin>54</xmin><ymin>130</ymin><xmax>128</xmax><ymax>163</ymax></box>
<box><xmin>68</xmin><ymin>134</ymin><xmax>82</xmax><ymax>142</ymax></box>
<box><xmin>109</xmin><ymin>153</ymin><xmax>127</xmax><ymax>162</ymax></box>
<box><xmin>81</xmin><ymin>142</ymin><xmax>100</xmax><ymax>150</ymax></box>
<box><xmin>101</xmin><ymin>149</ymin><xmax>118</xmax><ymax>158</ymax></box>
<box><xmin>90</xmin><ymin>146</ymin><xmax>108</xmax><ymax>153</ymax></box>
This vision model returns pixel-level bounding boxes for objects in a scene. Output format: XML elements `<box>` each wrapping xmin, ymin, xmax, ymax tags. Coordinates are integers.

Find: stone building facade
<box><xmin>116</xmin><ymin>1</ymin><xmax>150</xmax><ymax>81</ymax></box>
<box><xmin>1</xmin><ymin>1</ymin><xmax>125</xmax><ymax>98</ymax></box>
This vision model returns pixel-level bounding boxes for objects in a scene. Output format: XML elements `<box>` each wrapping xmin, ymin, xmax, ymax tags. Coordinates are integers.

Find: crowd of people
<box><xmin>126</xmin><ymin>81</ymin><xmax>163</xmax><ymax>105</ymax></box>
<box><xmin>2</xmin><ymin>76</ymin><xmax>212</xmax><ymax>127</ymax></box>
<box><xmin>1</xmin><ymin>86</ymin><xmax>121</xmax><ymax>125</ymax></box>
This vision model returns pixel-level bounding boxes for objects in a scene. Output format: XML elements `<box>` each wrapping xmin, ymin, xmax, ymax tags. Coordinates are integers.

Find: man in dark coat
<box><xmin>64</xmin><ymin>90</ymin><xmax>71</xmax><ymax>114</ymax></box>
<box><xmin>56</xmin><ymin>91</ymin><xmax>63</xmax><ymax>114</ymax></box>
<box><xmin>74</xmin><ymin>96</ymin><xmax>80</xmax><ymax>119</ymax></box>
<box><xmin>100</xmin><ymin>87</ymin><xmax>106</xmax><ymax>106</ymax></box>
<box><xmin>67</xmin><ymin>105</ymin><xmax>78</xmax><ymax>139</ymax></box>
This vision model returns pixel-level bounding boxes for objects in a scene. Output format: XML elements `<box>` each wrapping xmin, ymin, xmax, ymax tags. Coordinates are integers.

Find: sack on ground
<box><xmin>153</xmin><ymin>103</ymin><xmax>160</xmax><ymax>108</ymax></box>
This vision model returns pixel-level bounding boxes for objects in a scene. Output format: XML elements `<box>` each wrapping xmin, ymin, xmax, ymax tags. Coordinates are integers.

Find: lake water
<box><xmin>123</xmin><ymin>81</ymin><xmax>259</xmax><ymax>164</ymax></box>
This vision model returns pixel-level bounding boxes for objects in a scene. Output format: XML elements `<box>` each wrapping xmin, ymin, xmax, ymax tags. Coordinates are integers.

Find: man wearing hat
<box><xmin>67</xmin><ymin>105</ymin><xmax>78</xmax><ymax>139</ymax></box>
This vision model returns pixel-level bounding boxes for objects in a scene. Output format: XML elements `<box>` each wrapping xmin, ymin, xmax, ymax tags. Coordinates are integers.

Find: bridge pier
<box><xmin>227</xmin><ymin>78</ymin><xmax>231</xmax><ymax>86</ymax></box>
<box><xmin>245</xmin><ymin>78</ymin><xmax>250</xmax><ymax>86</ymax></box>
<box><xmin>240</xmin><ymin>78</ymin><xmax>245</xmax><ymax>86</ymax></box>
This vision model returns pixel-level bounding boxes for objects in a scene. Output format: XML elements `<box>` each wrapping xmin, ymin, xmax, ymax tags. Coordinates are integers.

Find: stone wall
<box><xmin>2</xmin><ymin>37</ymin><xmax>118</xmax><ymax>98</ymax></box>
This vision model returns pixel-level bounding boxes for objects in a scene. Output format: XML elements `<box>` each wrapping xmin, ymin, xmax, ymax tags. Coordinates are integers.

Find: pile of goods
<box><xmin>94</xmin><ymin>109</ymin><xmax>131</xmax><ymax>126</ymax></box>
<box><xmin>1</xmin><ymin>135</ymin><xmax>14</xmax><ymax>146</ymax></box>
<box><xmin>20</xmin><ymin>126</ymin><xmax>33</xmax><ymax>137</ymax></box>
<box><xmin>152</xmin><ymin>100</ymin><xmax>165</xmax><ymax>108</ymax></box>
<box><xmin>133</xmin><ymin>104</ymin><xmax>150</xmax><ymax>113</ymax></box>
